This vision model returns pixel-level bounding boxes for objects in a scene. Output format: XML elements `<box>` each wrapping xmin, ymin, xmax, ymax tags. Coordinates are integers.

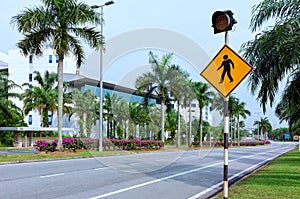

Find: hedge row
<box><xmin>191</xmin><ymin>140</ymin><xmax>271</xmax><ymax>147</ymax></box>
<box><xmin>34</xmin><ymin>138</ymin><xmax>164</xmax><ymax>152</ymax></box>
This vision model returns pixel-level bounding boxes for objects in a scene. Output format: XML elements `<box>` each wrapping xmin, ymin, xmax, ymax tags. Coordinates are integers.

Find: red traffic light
<box><xmin>212</xmin><ymin>10</ymin><xmax>237</xmax><ymax>34</ymax></box>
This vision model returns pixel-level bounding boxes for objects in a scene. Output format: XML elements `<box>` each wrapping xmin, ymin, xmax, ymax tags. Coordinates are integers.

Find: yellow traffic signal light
<box><xmin>212</xmin><ymin>10</ymin><xmax>237</xmax><ymax>34</ymax></box>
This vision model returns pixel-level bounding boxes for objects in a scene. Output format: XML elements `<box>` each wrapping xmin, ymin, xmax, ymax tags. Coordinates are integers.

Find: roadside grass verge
<box><xmin>0</xmin><ymin>150</ymin><xmax>133</xmax><ymax>163</ymax></box>
<box><xmin>214</xmin><ymin>148</ymin><xmax>300</xmax><ymax>199</ymax></box>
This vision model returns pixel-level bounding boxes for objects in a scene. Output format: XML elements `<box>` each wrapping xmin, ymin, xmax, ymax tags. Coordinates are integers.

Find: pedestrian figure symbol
<box><xmin>217</xmin><ymin>54</ymin><xmax>234</xmax><ymax>83</ymax></box>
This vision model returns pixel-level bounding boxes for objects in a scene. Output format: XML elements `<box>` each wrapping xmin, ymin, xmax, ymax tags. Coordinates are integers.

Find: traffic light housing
<box><xmin>212</xmin><ymin>10</ymin><xmax>237</xmax><ymax>34</ymax></box>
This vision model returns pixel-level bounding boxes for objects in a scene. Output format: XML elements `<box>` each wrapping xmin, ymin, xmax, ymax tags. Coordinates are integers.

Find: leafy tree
<box><xmin>269</xmin><ymin>127</ymin><xmax>289</xmax><ymax>141</ymax></box>
<box><xmin>12</xmin><ymin>0</ymin><xmax>102</xmax><ymax>150</ymax></box>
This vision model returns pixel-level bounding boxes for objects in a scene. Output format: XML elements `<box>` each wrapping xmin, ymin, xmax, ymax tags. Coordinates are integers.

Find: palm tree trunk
<box><xmin>199</xmin><ymin>108</ymin><xmax>203</xmax><ymax>147</ymax></box>
<box><xmin>57</xmin><ymin>55</ymin><xmax>63</xmax><ymax>151</ymax></box>
<box><xmin>237</xmin><ymin>115</ymin><xmax>240</xmax><ymax>146</ymax></box>
<box><xmin>234</xmin><ymin>117</ymin><xmax>236</xmax><ymax>144</ymax></box>
<box><xmin>161</xmin><ymin>102</ymin><xmax>165</xmax><ymax>142</ymax></box>
<box><xmin>177</xmin><ymin>102</ymin><xmax>181</xmax><ymax>147</ymax></box>
<box><xmin>189</xmin><ymin>102</ymin><xmax>192</xmax><ymax>146</ymax></box>
<box><xmin>125</xmin><ymin>120</ymin><xmax>128</xmax><ymax>139</ymax></box>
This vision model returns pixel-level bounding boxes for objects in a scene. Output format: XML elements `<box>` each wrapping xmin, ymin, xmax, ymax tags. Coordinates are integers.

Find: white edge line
<box><xmin>94</xmin><ymin>167</ymin><xmax>109</xmax><ymax>171</ymax></box>
<box><xmin>40</xmin><ymin>173</ymin><xmax>65</xmax><ymax>178</ymax></box>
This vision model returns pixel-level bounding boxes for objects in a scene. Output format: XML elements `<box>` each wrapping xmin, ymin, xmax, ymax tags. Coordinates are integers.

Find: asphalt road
<box><xmin>0</xmin><ymin>142</ymin><xmax>296</xmax><ymax>199</ymax></box>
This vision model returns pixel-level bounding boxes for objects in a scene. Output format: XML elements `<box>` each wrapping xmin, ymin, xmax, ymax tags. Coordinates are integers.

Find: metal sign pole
<box><xmin>223</xmin><ymin>31</ymin><xmax>230</xmax><ymax>199</ymax></box>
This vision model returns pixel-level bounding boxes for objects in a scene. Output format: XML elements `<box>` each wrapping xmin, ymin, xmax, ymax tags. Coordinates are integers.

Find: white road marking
<box><xmin>40</xmin><ymin>173</ymin><xmax>65</xmax><ymax>178</ymax></box>
<box><xmin>94</xmin><ymin>167</ymin><xmax>109</xmax><ymax>171</ymax></box>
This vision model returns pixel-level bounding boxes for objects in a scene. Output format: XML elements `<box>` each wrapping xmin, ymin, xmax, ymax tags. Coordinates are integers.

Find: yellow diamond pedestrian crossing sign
<box><xmin>200</xmin><ymin>44</ymin><xmax>253</xmax><ymax>98</ymax></box>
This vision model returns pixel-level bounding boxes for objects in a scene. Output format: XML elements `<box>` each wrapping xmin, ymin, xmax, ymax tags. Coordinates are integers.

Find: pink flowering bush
<box><xmin>34</xmin><ymin>138</ymin><xmax>163</xmax><ymax>152</ymax></box>
<box><xmin>191</xmin><ymin>140</ymin><xmax>271</xmax><ymax>147</ymax></box>
<box><xmin>34</xmin><ymin>140</ymin><xmax>57</xmax><ymax>153</ymax></box>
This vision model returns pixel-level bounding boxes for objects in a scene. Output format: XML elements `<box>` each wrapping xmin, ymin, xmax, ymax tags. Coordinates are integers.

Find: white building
<box><xmin>179</xmin><ymin>99</ymin><xmax>213</xmax><ymax>125</ymax></box>
<box><xmin>7</xmin><ymin>49</ymin><xmax>77</xmax><ymax>128</ymax></box>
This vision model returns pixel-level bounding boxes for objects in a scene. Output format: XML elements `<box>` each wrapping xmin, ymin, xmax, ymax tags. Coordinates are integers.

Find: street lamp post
<box><xmin>91</xmin><ymin>1</ymin><xmax>114</xmax><ymax>152</ymax></box>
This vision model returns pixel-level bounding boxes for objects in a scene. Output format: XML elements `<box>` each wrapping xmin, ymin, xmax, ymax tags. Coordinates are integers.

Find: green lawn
<box><xmin>214</xmin><ymin>148</ymin><xmax>300</xmax><ymax>199</ymax></box>
<box><xmin>0</xmin><ymin>150</ymin><xmax>133</xmax><ymax>163</ymax></box>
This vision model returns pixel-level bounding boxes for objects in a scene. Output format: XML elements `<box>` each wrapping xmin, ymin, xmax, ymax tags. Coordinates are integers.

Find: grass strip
<box><xmin>214</xmin><ymin>148</ymin><xmax>300</xmax><ymax>199</ymax></box>
<box><xmin>0</xmin><ymin>150</ymin><xmax>133</xmax><ymax>163</ymax></box>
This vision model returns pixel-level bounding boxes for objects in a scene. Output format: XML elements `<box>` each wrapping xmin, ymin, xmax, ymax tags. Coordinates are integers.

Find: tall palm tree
<box><xmin>136</xmin><ymin>51</ymin><xmax>175</xmax><ymax>142</ymax></box>
<box><xmin>128</xmin><ymin>102</ymin><xmax>138</xmax><ymax>138</ymax></box>
<box><xmin>229</xmin><ymin>96</ymin><xmax>238</xmax><ymax>143</ymax></box>
<box><xmin>191</xmin><ymin>82</ymin><xmax>214</xmax><ymax>146</ymax></box>
<box><xmin>241</xmin><ymin>0</ymin><xmax>300</xmax><ymax>118</ymax></box>
<box><xmin>169</xmin><ymin>65</ymin><xmax>191</xmax><ymax>147</ymax></box>
<box><xmin>113</xmin><ymin>99</ymin><xmax>130</xmax><ymax>139</ymax></box>
<box><xmin>254</xmin><ymin>117</ymin><xmax>272</xmax><ymax>140</ymax></box>
<box><xmin>234</xmin><ymin>99</ymin><xmax>251</xmax><ymax>145</ymax></box>
<box><xmin>22</xmin><ymin>71</ymin><xmax>57</xmax><ymax>127</ymax></box>
<box><xmin>11</xmin><ymin>0</ymin><xmax>102</xmax><ymax>150</ymax></box>
<box><xmin>72</xmin><ymin>89</ymin><xmax>97</xmax><ymax>137</ymax></box>
<box><xmin>183</xmin><ymin>80</ymin><xmax>196</xmax><ymax>146</ymax></box>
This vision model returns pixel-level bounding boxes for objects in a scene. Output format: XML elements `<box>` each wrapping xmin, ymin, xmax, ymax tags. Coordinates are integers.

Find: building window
<box><xmin>55</xmin><ymin>55</ymin><xmax>59</xmax><ymax>63</ymax></box>
<box><xmin>49</xmin><ymin>55</ymin><xmax>53</xmax><ymax>63</ymax></box>
<box><xmin>191</xmin><ymin>103</ymin><xmax>196</xmax><ymax>108</ymax></box>
<box><xmin>29</xmin><ymin>73</ymin><xmax>32</xmax><ymax>82</ymax></box>
<box><xmin>28</xmin><ymin>115</ymin><xmax>32</xmax><ymax>125</ymax></box>
<box><xmin>29</xmin><ymin>55</ymin><xmax>33</xmax><ymax>64</ymax></box>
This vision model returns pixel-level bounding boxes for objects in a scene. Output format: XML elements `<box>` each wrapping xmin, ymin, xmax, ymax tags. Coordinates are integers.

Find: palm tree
<box><xmin>191</xmin><ymin>82</ymin><xmax>214</xmax><ymax>146</ymax></box>
<box><xmin>22</xmin><ymin>71</ymin><xmax>57</xmax><ymax>127</ymax></box>
<box><xmin>183</xmin><ymin>80</ymin><xmax>196</xmax><ymax>146</ymax></box>
<box><xmin>72</xmin><ymin>89</ymin><xmax>97</xmax><ymax>137</ymax></box>
<box><xmin>169</xmin><ymin>65</ymin><xmax>191</xmax><ymax>147</ymax></box>
<box><xmin>0</xmin><ymin>71</ymin><xmax>22</xmax><ymax>123</ymax></box>
<box><xmin>128</xmin><ymin>102</ymin><xmax>139</xmax><ymax>138</ymax></box>
<box><xmin>165</xmin><ymin>110</ymin><xmax>178</xmax><ymax>140</ymax></box>
<box><xmin>254</xmin><ymin>117</ymin><xmax>272</xmax><ymax>141</ymax></box>
<box><xmin>136</xmin><ymin>51</ymin><xmax>176</xmax><ymax>142</ymax></box>
<box><xmin>275</xmin><ymin>71</ymin><xmax>300</xmax><ymax>133</ymax></box>
<box><xmin>241</xmin><ymin>0</ymin><xmax>300</xmax><ymax>119</ymax></box>
<box><xmin>234</xmin><ymin>99</ymin><xmax>251</xmax><ymax>145</ymax></box>
<box><xmin>113</xmin><ymin>99</ymin><xmax>130</xmax><ymax>139</ymax></box>
<box><xmin>11</xmin><ymin>0</ymin><xmax>102</xmax><ymax>150</ymax></box>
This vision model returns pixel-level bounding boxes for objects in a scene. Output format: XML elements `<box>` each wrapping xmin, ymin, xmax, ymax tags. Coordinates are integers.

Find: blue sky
<box><xmin>0</xmin><ymin>0</ymin><xmax>287</xmax><ymax>129</ymax></box>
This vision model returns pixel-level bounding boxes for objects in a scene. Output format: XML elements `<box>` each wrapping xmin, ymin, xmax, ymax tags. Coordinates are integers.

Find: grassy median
<box><xmin>215</xmin><ymin>147</ymin><xmax>300</xmax><ymax>199</ymax></box>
